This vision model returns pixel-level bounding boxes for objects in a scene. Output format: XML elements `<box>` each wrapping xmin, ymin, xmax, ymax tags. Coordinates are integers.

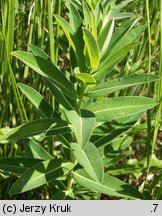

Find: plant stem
<box><xmin>48</xmin><ymin>0</ymin><xmax>55</xmax><ymax>62</ymax></box>
<box><xmin>151</xmin><ymin>0</ymin><xmax>162</xmax><ymax>180</ymax></box>
<box><xmin>145</xmin><ymin>0</ymin><xmax>153</xmax><ymax>189</ymax></box>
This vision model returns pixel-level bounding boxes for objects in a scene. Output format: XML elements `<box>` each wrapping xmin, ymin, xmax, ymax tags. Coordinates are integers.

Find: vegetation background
<box><xmin>0</xmin><ymin>0</ymin><xmax>161</xmax><ymax>200</ymax></box>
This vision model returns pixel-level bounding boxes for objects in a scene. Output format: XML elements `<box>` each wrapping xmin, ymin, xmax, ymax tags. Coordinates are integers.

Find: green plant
<box><xmin>0</xmin><ymin>0</ymin><xmax>160</xmax><ymax>200</ymax></box>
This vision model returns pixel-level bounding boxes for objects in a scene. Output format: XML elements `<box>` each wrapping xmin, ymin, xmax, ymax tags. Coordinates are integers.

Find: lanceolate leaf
<box><xmin>11</xmin><ymin>51</ymin><xmax>77</xmax><ymax>101</ymax></box>
<box><xmin>0</xmin><ymin>158</ymin><xmax>42</xmax><ymax>175</ymax></box>
<box><xmin>83</xmin><ymin>1</ymin><xmax>91</xmax><ymax>28</ymax></box>
<box><xmin>111</xmin><ymin>0</ymin><xmax>134</xmax><ymax>14</ymax></box>
<box><xmin>28</xmin><ymin>44</ymin><xmax>49</xmax><ymax>59</ymax></box>
<box><xmin>73</xmin><ymin>169</ymin><xmax>143</xmax><ymax>199</ymax></box>
<box><xmin>108</xmin><ymin>18</ymin><xmax>137</xmax><ymax>52</ymax></box>
<box><xmin>54</xmin><ymin>15</ymin><xmax>86</xmax><ymax>72</ymax></box>
<box><xmin>87</xmin><ymin>74</ymin><xmax>159</xmax><ymax>98</ymax></box>
<box><xmin>18</xmin><ymin>83</ymin><xmax>53</xmax><ymax>118</ymax></box>
<box><xmin>83</xmin><ymin>28</ymin><xmax>100</xmax><ymax>69</ymax></box>
<box><xmin>54</xmin><ymin>15</ymin><xmax>76</xmax><ymax>52</ymax></box>
<box><xmin>87</xmin><ymin>96</ymin><xmax>158</xmax><ymax>122</ymax></box>
<box><xmin>44</xmin><ymin>78</ymin><xmax>76</xmax><ymax>111</ymax></box>
<box><xmin>101</xmin><ymin>136</ymin><xmax>132</xmax><ymax>165</ymax></box>
<box><xmin>71</xmin><ymin>142</ymin><xmax>104</xmax><ymax>183</ymax></box>
<box><xmin>108</xmin><ymin>25</ymin><xmax>146</xmax><ymax>59</ymax></box>
<box><xmin>95</xmin><ymin>42</ymin><xmax>138</xmax><ymax>79</ymax></box>
<box><xmin>0</xmin><ymin>119</ymin><xmax>71</xmax><ymax>141</ymax></box>
<box><xmin>93</xmin><ymin>112</ymin><xmax>144</xmax><ymax>149</ymax></box>
<box><xmin>23</xmin><ymin>139</ymin><xmax>53</xmax><ymax>160</ymax></box>
<box><xmin>9</xmin><ymin>159</ymin><xmax>74</xmax><ymax>194</ymax></box>
<box><xmin>69</xmin><ymin>3</ymin><xmax>82</xmax><ymax>32</ymax></box>
<box><xmin>111</xmin><ymin>12</ymin><xmax>134</xmax><ymax>20</ymax></box>
<box><xmin>98</xmin><ymin>19</ymin><xmax>115</xmax><ymax>56</ymax></box>
<box><xmin>66</xmin><ymin>110</ymin><xmax>96</xmax><ymax>147</ymax></box>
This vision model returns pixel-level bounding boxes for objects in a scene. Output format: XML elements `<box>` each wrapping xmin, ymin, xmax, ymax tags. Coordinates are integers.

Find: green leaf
<box><xmin>87</xmin><ymin>96</ymin><xmax>158</xmax><ymax>122</ymax></box>
<box><xmin>107</xmin><ymin>155</ymin><xmax>162</xmax><ymax>176</ymax></box>
<box><xmin>0</xmin><ymin>118</ymin><xmax>71</xmax><ymax>141</ymax></box>
<box><xmin>9</xmin><ymin>159</ymin><xmax>74</xmax><ymax>194</ymax></box>
<box><xmin>11</xmin><ymin>51</ymin><xmax>77</xmax><ymax>101</ymax></box>
<box><xmin>93</xmin><ymin>112</ymin><xmax>144</xmax><ymax>148</ymax></box>
<box><xmin>98</xmin><ymin>19</ymin><xmax>114</xmax><ymax>56</ymax></box>
<box><xmin>71</xmin><ymin>142</ymin><xmax>104</xmax><ymax>183</ymax></box>
<box><xmin>83</xmin><ymin>1</ymin><xmax>91</xmax><ymax>28</ymax></box>
<box><xmin>83</xmin><ymin>28</ymin><xmax>100</xmax><ymax>69</ymax></box>
<box><xmin>111</xmin><ymin>12</ymin><xmax>134</xmax><ymax>20</ymax></box>
<box><xmin>23</xmin><ymin>139</ymin><xmax>53</xmax><ymax>160</ymax></box>
<box><xmin>87</xmin><ymin>74</ymin><xmax>159</xmax><ymax>97</ymax></box>
<box><xmin>66</xmin><ymin>110</ymin><xmax>96</xmax><ymax>147</ymax></box>
<box><xmin>75</xmin><ymin>73</ymin><xmax>96</xmax><ymax>86</ymax></box>
<box><xmin>111</xmin><ymin>0</ymin><xmax>134</xmax><ymax>14</ymax></box>
<box><xmin>108</xmin><ymin>18</ymin><xmax>137</xmax><ymax>52</ymax></box>
<box><xmin>55</xmin><ymin>15</ymin><xmax>86</xmax><ymax>72</ymax></box>
<box><xmin>28</xmin><ymin>44</ymin><xmax>49</xmax><ymax>59</ymax></box>
<box><xmin>73</xmin><ymin>169</ymin><xmax>143</xmax><ymax>199</ymax></box>
<box><xmin>44</xmin><ymin>78</ymin><xmax>76</xmax><ymax>111</ymax></box>
<box><xmin>0</xmin><ymin>158</ymin><xmax>42</xmax><ymax>174</ymax></box>
<box><xmin>107</xmin><ymin>25</ymin><xmax>146</xmax><ymax>59</ymax></box>
<box><xmin>18</xmin><ymin>83</ymin><xmax>53</xmax><ymax>118</ymax></box>
<box><xmin>54</xmin><ymin>15</ymin><xmax>76</xmax><ymax>52</ymax></box>
<box><xmin>69</xmin><ymin>3</ymin><xmax>82</xmax><ymax>32</ymax></box>
<box><xmin>101</xmin><ymin>136</ymin><xmax>132</xmax><ymax>165</ymax></box>
<box><xmin>103</xmin><ymin>136</ymin><xmax>132</xmax><ymax>154</ymax></box>
<box><xmin>95</xmin><ymin>42</ymin><xmax>139</xmax><ymax>79</ymax></box>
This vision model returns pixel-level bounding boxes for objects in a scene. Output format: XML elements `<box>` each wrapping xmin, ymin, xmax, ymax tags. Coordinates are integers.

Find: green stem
<box><xmin>151</xmin><ymin>0</ymin><xmax>162</xmax><ymax>184</ymax></box>
<box><xmin>48</xmin><ymin>0</ymin><xmax>55</xmax><ymax>62</ymax></box>
<box><xmin>144</xmin><ymin>0</ymin><xmax>153</xmax><ymax>189</ymax></box>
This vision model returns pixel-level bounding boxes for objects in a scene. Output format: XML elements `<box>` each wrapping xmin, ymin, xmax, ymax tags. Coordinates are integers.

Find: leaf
<box><xmin>112</xmin><ymin>12</ymin><xmax>134</xmax><ymax>20</ymax></box>
<box><xmin>73</xmin><ymin>169</ymin><xmax>143</xmax><ymax>199</ymax></box>
<box><xmin>55</xmin><ymin>15</ymin><xmax>86</xmax><ymax>72</ymax></box>
<box><xmin>28</xmin><ymin>44</ymin><xmax>78</xmax><ymax>98</ymax></box>
<box><xmin>11</xmin><ymin>51</ymin><xmax>77</xmax><ymax>101</ymax></box>
<box><xmin>107</xmin><ymin>155</ymin><xmax>162</xmax><ymax>176</ymax></box>
<box><xmin>98</xmin><ymin>19</ymin><xmax>115</xmax><ymax>56</ymax></box>
<box><xmin>108</xmin><ymin>25</ymin><xmax>146</xmax><ymax>59</ymax></box>
<box><xmin>0</xmin><ymin>158</ymin><xmax>42</xmax><ymax>174</ymax></box>
<box><xmin>28</xmin><ymin>44</ymin><xmax>49</xmax><ymax>59</ymax></box>
<box><xmin>75</xmin><ymin>73</ymin><xmax>96</xmax><ymax>86</ymax></box>
<box><xmin>69</xmin><ymin>3</ymin><xmax>82</xmax><ymax>32</ymax></box>
<box><xmin>66</xmin><ymin>110</ymin><xmax>96</xmax><ymax>147</ymax></box>
<box><xmin>9</xmin><ymin>159</ymin><xmax>74</xmax><ymax>194</ymax></box>
<box><xmin>83</xmin><ymin>1</ymin><xmax>91</xmax><ymax>28</ymax></box>
<box><xmin>87</xmin><ymin>74</ymin><xmax>159</xmax><ymax>97</ymax></box>
<box><xmin>54</xmin><ymin>15</ymin><xmax>76</xmax><ymax>51</ymax></box>
<box><xmin>101</xmin><ymin>136</ymin><xmax>133</xmax><ymax>165</ymax></box>
<box><xmin>83</xmin><ymin>28</ymin><xmax>100</xmax><ymax>69</ymax></box>
<box><xmin>18</xmin><ymin>83</ymin><xmax>53</xmax><ymax>118</ymax></box>
<box><xmin>44</xmin><ymin>78</ymin><xmax>76</xmax><ymax>111</ymax></box>
<box><xmin>108</xmin><ymin>18</ymin><xmax>137</xmax><ymax>51</ymax></box>
<box><xmin>23</xmin><ymin>139</ymin><xmax>53</xmax><ymax>160</ymax></box>
<box><xmin>71</xmin><ymin>142</ymin><xmax>104</xmax><ymax>183</ymax></box>
<box><xmin>0</xmin><ymin>118</ymin><xmax>71</xmax><ymax>141</ymax></box>
<box><xmin>87</xmin><ymin>96</ymin><xmax>158</xmax><ymax>122</ymax></box>
<box><xmin>93</xmin><ymin>112</ymin><xmax>144</xmax><ymax>149</ymax></box>
<box><xmin>111</xmin><ymin>0</ymin><xmax>134</xmax><ymax>14</ymax></box>
<box><xmin>95</xmin><ymin>42</ymin><xmax>139</xmax><ymax>79</ymax></box>
<box><xmin>103</xmin><ymin>136</ymin><xmax>132</xmax><ymax>154</ymax></box>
